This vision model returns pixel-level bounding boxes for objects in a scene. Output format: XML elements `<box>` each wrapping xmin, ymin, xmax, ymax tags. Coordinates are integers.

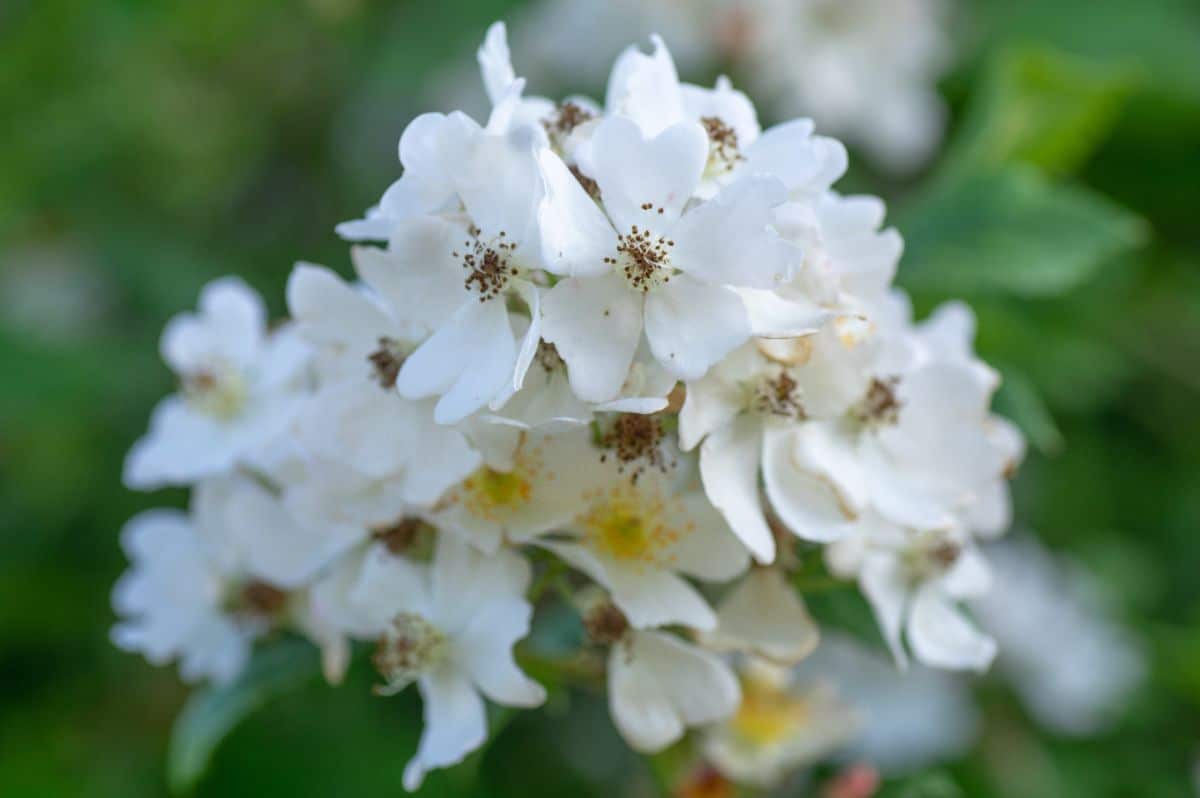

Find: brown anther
<box><xmin>583</xmin><ymin>602</ymin><xmax>629</xmax><ymax>646</ymax></box>
<box><xmin>929</xmin><ymin>540</ymin><xmax>962</xmax><ymax>569</ymax></box>
<box><xmin>372</xmin><ymin>517</ymin><xmax>429</xmax><ymax>556</ymax></box>
<box><xmin>756</xmin><ymin>371</ymin><xmax>806</xmax><ymax>419</ymax></box>
<box><xmin>599</xmin><ymin>413</ymin><xmax>673</xmax><ymax>482</ymax></box>
<box><xmin>855</xmin><ymin>377</ymin><xmax>902</xmax><ymax>426</ymax></box>
<box><xmin>605</xmin><ymin>222</ymin><xmax>675</xmax><ymax>292</ymax></box>
<box><xmin>367</xmin><ymin>337</ymin><xmax>406</xmax><ymax>389</ymax></box>
<box><xmin>535</xmin><ymin>340</ymin><xmax>565</xmax><ymax>372</ymax></box>
<box><xmin>568</xmin><ymin>164</ymin><xmax>601</xmax><ymax>201</ymax></box>
<box><xmin>460</xmin><ymin>233</ymin><xmax>518</xmax><ymax>301</ymax></box>
<box><xmin>239</xmin><ymin>581</ymin><xmax>289</xmax><ymax>617</ymax></box>
<box><xmin>700</xmin><ymin>116</ymin><xmax>744</xmax><ymax>173</ymax></box>
<box><xmin>545</xmin><ymin>102</ymin><xmax>595</xmax><ymax>138</ymax></box>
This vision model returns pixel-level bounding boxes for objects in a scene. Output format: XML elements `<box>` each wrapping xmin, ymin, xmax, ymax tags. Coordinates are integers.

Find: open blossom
<box><xmin>124</xmin><ymin>278</ymin><xmax>311</xmax><ymax>489</ymax></box>
<box><xmin>314</xmin><ymin>534</ymin><xmax>545</xmax><ymax>790</ymax></box>
<box><xmin>704</xmin><ymin>658</ymin><xmax>857</xmax><ymax>787</ymax></box>
<box><xmin>827</xmin><ymin>514</ymin><xmax>996</xmax><ymax>672</ymax></box>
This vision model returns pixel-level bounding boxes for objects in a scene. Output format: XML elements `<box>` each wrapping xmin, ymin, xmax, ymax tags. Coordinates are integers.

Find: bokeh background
<box><xmin>3</xmin><ymin>0</ymin><xmax>1200</xmax><ymax>795</ymax></box>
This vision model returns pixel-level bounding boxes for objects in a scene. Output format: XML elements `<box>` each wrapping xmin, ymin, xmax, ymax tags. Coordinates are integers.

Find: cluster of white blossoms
<box><xmin>112</xmin><ymin>23</ymin><xmax>1021</xmax><ymax>791</ymax></box>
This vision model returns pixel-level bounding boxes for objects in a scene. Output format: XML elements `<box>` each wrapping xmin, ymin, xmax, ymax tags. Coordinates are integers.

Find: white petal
<box><xmin>860</xmin><ymin>551</ymin><xmax>911</xmax><ymax>669</ymax></box>
<box><xmin>123</xmin><ymin>398</ymin><xmax>236</xmax><ymax>489</ymax></box>
<box><xmin>364</xmin><ymin>217</ymin><xmax>466</xmax><ymax>328</ymax></box>
<box><xmin>698</xmin><ymin>417</ymin><xmax>775</xmax><ymax>564</ymax></box>
<box><xmin>908</xmin><ymin>586</ymin><xmax>997</xmax><ymax>672</ymax></box>
<box><xmin>703</xmin><ymin>568</ymin><xmax>819</xmax><ymax>664</ymax></box>
<box><xmin>542</xmin><ymin>542</ymin><xmax>716</xmax><ymax>631</ymax></box>
<box><xmin>761</xmin><ymin>425</ymin><xmax>855</xmax><ymax>543</ymax></box>
<box><xmin>681</xmin><ymin>76</ymin><xmax>760</xmax><ymax>145</ymax></box>
<box><xmin>604</xmin><ymin>35</ymin><xmax>685</xmax><ymax>136</ymax></box>
<box><xmin>592</xmin><ymin>116</ymin><xmax>706</xmax><ymax>234</ymax></box>
<box><xmin>286</xmin><ymin>263</ymin><xmax>390</xmax><ymax>356</ymax></box>
<box><xmin>743</xmin><ymin>120</ymin><xmax>847</xmax><ymax>197</ymax></box>
<box><xmin>541</xmin><ymin>274</ymin><xmax>643</xmax><ymax>403</ymax></box>
<box><xmin>609</xmin><ymin>630</ymin><xmax>740</xmax><ymax>752</ymax></box>
<box><xmin>536</xmin><ymin>148</ymin><xmax>617</xmax><ymax>277</ymax></box>
<box><xmin>458</xmin><ymin>596</ymin><xmax>546</xmax><ymax>707</ymax></box>
<box><xmin>430</xmin><ymin>536</ymin><xmax>531</xmax><ymax>634</ymax></box>
<box><xmin>223</xmin><ymin>478</ymin><xmax>363</xmax><ymax>589</ymax></box>
<box><xmin>671</xmin><ymin>175</ymin><xmax>798</xmax><ymax>289</ymax></box>
<box><xmin>644</xmin><ymin>276</ymin><xmax>750</xmax><ymax>381</ymax></box>
<box><xmin>477</xmin><ymin>22</ymin><xmax>515</xmax><ymax>106</ymax></box>
<box><xmin>404</xmin><ymin>668</ymin><xmax>487</xmax><ymax>791</ymax></box>
<box><xmin>667</xmin><ymin>491</ymin><xmax>753</xmax><ymax>580</ymax></box>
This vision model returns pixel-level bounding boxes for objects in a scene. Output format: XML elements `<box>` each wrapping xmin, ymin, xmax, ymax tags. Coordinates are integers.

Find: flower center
<box><xmin>904</xmin><ymin>531</ymin><xmax>963</xmax><ymax>581</ymax></box>
<box><xmin>455</xmin><ymin>231</ymin><xmax>519</xmax><ymax>301</ymax></box>
<box><xmin>544</xmin><ymin>102</ymin><xmax>595</xmax><ymax>152</ymax></box>
<box><xmin>852</xmin><ymin>376</ymin><xmax>901</xmax><ymax>427</ymax></box>
<box><xmin>700</xmin><ymin>116</ymin><xmax>743</xmax><ymax>177</ymax></box>
<box><xmin>224</xmin><ymin>579</ymin><xmax>289</xmax><ymax>622</ymax></box>
<box><xmin>599</xmin><ymin>413</ymin><xmax>672</xmax><ymax>482</ymax></box>
<box><xmin>367</xmin><ymin>336</ymin><xmax>407</xmax><ymax>389</ymax></box>
<box><xmin>582</xmin><ymin>601</ymin><xmax>630</xmax><ymax>646</ymax></box>
<box><xmin>535</xmin><ymin>340</ymin><xmax>565</xmax><ymax>373</ymax></box>
<box><xmin>731</xmin><ymin>676</ymin><xmax>810</xmax><ymax>747</ymax></box>
<box><xmin>371</xmin><ymin>517</ymin><xmax>434</xmax><ymax>556</ymax></box>
<box><xmin>373</xmin><ymin>612</ymin><xmax>448</xmax><ymax>696</ymax></box>
<box><xmin>606</xmin><ymin>222</ymin><xmax>675</xmax><ymax>292</ymax></box>
<box><xmin>181</xmin><ymin>363</ymin><xmax>248</xmax><ymax>420</ymax></box>
<box><xmin>752</xmin><ymin>369</ymin><xmax>807</xmax><ymax>420</ymax></box>
<box><xmin>579</xmin><ymin>483</ymin><xmax>689</xmax><ymax>566</ymax></box>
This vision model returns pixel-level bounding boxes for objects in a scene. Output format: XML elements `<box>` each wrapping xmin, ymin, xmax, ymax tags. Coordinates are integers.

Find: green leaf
<box><xmin>993</xmin><ymin>367</ymin><xmax>1064</xmax><ymax>456</ymax></box>
<box><xmin>941</xmin><ymin>46</ymin><xmax>1136</xmax><ymax>181</ymax></box>
<box><xmin>897</xmin><ymin>166</ymin><xmax>1146</xmax><ymax>298</ymax></box>
<box><xmin>167</xmin><ymin>638</ymin><xmax>321</xmax><ymax>795</ymax></box>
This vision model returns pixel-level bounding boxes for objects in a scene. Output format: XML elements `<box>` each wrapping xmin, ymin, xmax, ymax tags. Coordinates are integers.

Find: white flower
<box><xmin>704</xmin><ymin>658</ymin><xmax>857</xmax><ymax>787</ymax></box>
<box><xmin>525</xmin><ymin>448</ymin><xmax>750</xmax><ymax>631</ymax></box>
<box><xmin>286</xmin><ymin>262</ymin><xmax>481</xmax><ymax>505</ymax></box>
<box><xmin>111</xmin><ymin>508</ymin><xmax>255</xmax><ymax>684</ymax></box>
<box><xmin>110</xmin><ymin>476</ymin><xmax>348</xmax><ymax>684</ymax></box>
<box><xmin>124</xmin><ymin>278</ymin><xmax>311</xmax><ymax>489</ymax></box>
<box><xmin>702</xmin><ymin>567</ymin><xmax>820</xmax><ymax>665</ymax></box>
<box><xmin>429</xmin><ymin>428</ymin><xmax>601</xmax><ymax>553</ymax></box>
<box><xmin>679</xmin><ymin>332</ymin><xmax>873</xmax><ymax>562</ymax></box>
<box><xmin>827</xmin><ymin>514</ymin><xmax>996</xmax><ymax>672</ymax></box>
<box><xmin>312</xmin><ymin>534</ymin><xmax>545</xmax><ymax>791</ymax></box>
<box><xmin>800</xmin><ymin>634</ymin><xmax>979</xmax><ymax>774</ymax></box>
<box><xmin>608</xmin><ymin>625</ymin><xmax>741</xmax><ymax>752</ymax></box>
<box><xmin>971</xmin><ymin>537</ymin><xmax>1145</xmax><ymax>735</ymax></box>
<box><xmin>537</xmin><ymin>112</ymin><xmax>799</xmax><ymax>402</ymax></box>
<box><xmin>736</xmin><ymin>0</ymin><xmax>952</xmax><ymax>172</ymax></box>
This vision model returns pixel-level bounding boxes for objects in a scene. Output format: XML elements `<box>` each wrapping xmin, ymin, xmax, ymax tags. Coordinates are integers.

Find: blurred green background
<box><xmin>2</xmin><ymin>0</ymin><xmax>1199</xmax><ymax>795</ymax></box>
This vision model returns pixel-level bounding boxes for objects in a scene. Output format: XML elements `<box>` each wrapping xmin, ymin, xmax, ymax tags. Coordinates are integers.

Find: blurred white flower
<box><xmin>124</xmin><ymin>278</ymin><xmax>311</xmax><ymax>489</ymax></box>
<box><xmin>972</xmin><ymin>536</ymin><xmax>1145</xmax><ymax>735</ymax></box>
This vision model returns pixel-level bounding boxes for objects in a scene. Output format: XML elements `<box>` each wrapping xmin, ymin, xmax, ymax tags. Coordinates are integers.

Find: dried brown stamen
<box><xmin>236</xmin><ymin>580</ymin><xmax>289</xmax><ymax>617</ymax></box>
<box><xmin>755</xmin><ymin>371</ymin><xmax>806</xmax><ymax>419</ymax></box>
<box><xmin>605</xmin><ymin>221</ymin><xmax>675</xmax><ymax>292</ymax></box>
<box><xmin>700</xmin><ymin>116</ymin><xmax>744</xmax><ymax>174</ymax></box>
<box><xmin>600</xmin><ymin>413</ymin><xmax>673</xmax><ymax>483</ymax></box>
<box><xmin>545</xmin><ymin>102</ymin><xmax>595</xmax><ymax>138</ymax></box>
<box><xmin>569</xmin><ymin>164</ymin><xmax>601</xmax><ymax>201</ymax></box>
<box><xmin>583</xmin><ymin>602</ymin><xmax>629</xmax><ymax>646</ymax></box>
<box><xmin>367</xmin><ymin>337</ymin><xmax>406</xmax><ymax>389</ymax></box>
<box><xmin>535</xmin><ymin>340</ymin><xmax>565</xmax><ymax>372</ymax></box>
<box><xmin>372</xmin><ymin>517</ymin><xmax>430</xmax><ymax>556</ymax></box>
<box><xmin>454</xmin><ymin>232</ymin><xmax>519</xmax><ymax>301</ymax></box>
<box><xmin>854</xmin><ymin>377</ymin><xmax>902</xmax><ymax>426</ymax></box>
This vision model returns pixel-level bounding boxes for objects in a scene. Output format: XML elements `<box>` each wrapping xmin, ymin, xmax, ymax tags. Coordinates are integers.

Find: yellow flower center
<box><xmin>578</xmin><ymin>482</ymin><xmax>691</xmax><ymax>566</ymax></box>
<box><xmin>731</xmin><ymin>678</ymin><xmax>810</xmax><ymax>747</ymax></box>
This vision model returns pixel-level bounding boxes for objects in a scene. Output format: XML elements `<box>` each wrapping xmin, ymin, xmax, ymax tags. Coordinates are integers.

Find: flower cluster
<box><xmin>113</xmin><ymin>23</ymin><xmax>1020</xmax><ymax>791</ymax></box>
